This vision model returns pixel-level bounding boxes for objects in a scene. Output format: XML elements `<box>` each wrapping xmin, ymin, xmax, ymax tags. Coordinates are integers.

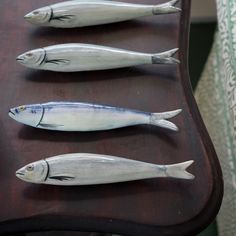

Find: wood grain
<box><xmin>0</xmin><ymin>0</ymin><xmax>222</xmax><ymax>235</ymax></box>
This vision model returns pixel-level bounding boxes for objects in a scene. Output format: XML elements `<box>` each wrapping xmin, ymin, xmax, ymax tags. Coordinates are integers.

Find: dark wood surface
<box><xmin>0</xmin><ymin>0</ymin><xmax>223</xmax><ymax>235</ymax></box>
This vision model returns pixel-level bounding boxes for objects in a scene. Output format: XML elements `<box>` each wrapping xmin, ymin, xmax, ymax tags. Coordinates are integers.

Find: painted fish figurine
<box><xmin>24</xmin><ymin>0</ymin><xmax>181</xmax><ymax>28</ymax></box>
<box><xmin>16</xmin><ymin>44</ymin><xmax>179</xmax><ymax>72</ymax></box>
<box><xmin>16</xmin><ymin>153</ymin><xmax>194</xmax><ymax>185</ymax></box>
<box><xmin>9</xmin><ymin>102</ymin><xmax>182</xmax><ymax>131</ymax></box>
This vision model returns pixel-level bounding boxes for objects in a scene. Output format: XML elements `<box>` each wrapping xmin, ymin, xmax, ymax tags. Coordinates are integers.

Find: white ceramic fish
<box><xmin>16</xmin><ymin>44</ymin><xmax>179</xmax><ymax>72</ymax></box>
<box><xmin>9</xmin><ymin>102</ymin><xmax>182</xmax><ymax>131</ymax></box>
<box><xmin>24</xmin><ymin>0</ymin><xmax>181</xmax><ymax>28</ymax></box>
<box><xmin>16</xmin><ymin>153</ymin><xmax>194</xmax><ymax>185</ymax></box>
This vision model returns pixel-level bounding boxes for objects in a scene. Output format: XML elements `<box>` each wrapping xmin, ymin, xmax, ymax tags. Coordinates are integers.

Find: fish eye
<box><xmin>26</xmin><ymin>53</ymin><xmax>33</xmax><ymax>57</ymax></box>
<box><xmin>18</xmin><ymin>106</ymin><xmax>26</xmax><ymax>111</ymax></box>
<box><xmin>26</xmin><ymin>165</ymin><xmax>34</xmax><ymax>171</ymax></box>
<box><xmin>33</xmin><ymin>11</ymin><xmax>39</xmax><ymax>15</ymax></box>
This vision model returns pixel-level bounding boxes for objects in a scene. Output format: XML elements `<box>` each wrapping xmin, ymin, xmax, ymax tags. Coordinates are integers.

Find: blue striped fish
<box><xmin>9</xmin><ymin>102</ymin><xmax>182</xmax><ymax>131</ymax></box>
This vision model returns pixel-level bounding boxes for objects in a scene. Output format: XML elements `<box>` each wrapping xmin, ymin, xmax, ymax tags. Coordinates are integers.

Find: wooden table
<box><xmin>0</xmin><ymin>0</ymin><xmax>223</xmax><ymax>235</ymax></box>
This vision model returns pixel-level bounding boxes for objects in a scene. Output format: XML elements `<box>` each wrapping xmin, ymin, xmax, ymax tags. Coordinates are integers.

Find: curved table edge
<box><xmin>0</xmin><ymin>0</ymin><xmax>223</xmax><ymax>235</ymax></box>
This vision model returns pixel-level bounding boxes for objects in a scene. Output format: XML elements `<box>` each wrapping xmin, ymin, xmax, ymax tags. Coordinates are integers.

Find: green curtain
<box><xmin>195</xmin><ymin>1</ymin><xmax>236</xmax><ymax>235</ymax></box>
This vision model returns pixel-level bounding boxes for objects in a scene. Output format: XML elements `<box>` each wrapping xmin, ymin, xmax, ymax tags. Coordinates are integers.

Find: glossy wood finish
<box><xmin>0</xmin><ymin>0</ymin><xmax>223</xmax><ymax>235</ymax></box>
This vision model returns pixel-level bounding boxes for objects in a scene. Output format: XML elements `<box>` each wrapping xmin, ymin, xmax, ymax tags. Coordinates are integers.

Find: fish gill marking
<box><xmin>48</xmin><ymin>176</ymin><xmax>75</xmax><ymax>181</ymax></box>
<box><xmin>39</xmin><ymin>48</ymin><xmax>70</xmax><ymax>66</ymax></box>
<box><xmin>39</xmin><ymin>49</ymin><xmax>48</xmax><ymax>66</ymax></box>
<box><xmin>36</xmin><ymin>105</ymin><xmax>45</xmax><ymax>127</ymax></box>
<box><xmin>48</xmin><ymin>6</ymin><xmax>54</xmax><ymax>22</ymax></box>
<box><xmin>44</xmin><ymin>159</ymin><xmax>50</xmax><ymax>181</ymax></box>
<box><xmin>48</xmin><ymin>6</ymin><xmax>74</xmax><ymax>22</ymax></box>
<box><xmin>44</xmin><ymin>11</ymin><xmax>50</xmax><ymax>22</ymax></box>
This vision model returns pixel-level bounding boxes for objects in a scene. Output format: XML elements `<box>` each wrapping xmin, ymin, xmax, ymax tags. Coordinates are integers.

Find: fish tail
<box><xmin>164</xmin><ymin>160</ymin><xmax>195</xmax><ymax>179</ymax></box>
<box><xmin>152</xmin><ymin>48</ymin><xmax>180</xmax><ymax>65</ymax></box>
<box><xmin>149</xmin><ymin>109</ymin><xmax>182</xmax><ymax>131</ymax></box>
<box><xmin>153</xmin><ymin>0</ymin><xmax>181</xmax><ymax>15</ymax></box>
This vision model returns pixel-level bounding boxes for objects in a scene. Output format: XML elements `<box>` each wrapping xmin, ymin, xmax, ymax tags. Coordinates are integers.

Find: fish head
<box><xmin>24</xmin><ymin>6</ymin><xmax>52</xmax><ymax>25</ymax></box>
<box><xmin>9</xmin><ymin>104</ymin><xmax>44</xmax><ymax>127</ymax></box>
<box><xmin>16</xmin><ymin>48</ymin><xmax>46</xmax><ymax>69</ymax></box>
<box><xmin>16</xmin><ymin>160</ymin><xmax>48</xmax><ymax>183</ymax></box>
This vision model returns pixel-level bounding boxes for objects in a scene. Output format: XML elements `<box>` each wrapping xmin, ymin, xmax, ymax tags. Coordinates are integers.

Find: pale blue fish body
<box><xmin>38</xmin><ymin>102</ymin><xmax>150</xmax><ymax>131</ymax></box>
<box><xmin>9</xmin><ymin>102</ymin><xmax>182</xmax><ymax>131</ymax></box>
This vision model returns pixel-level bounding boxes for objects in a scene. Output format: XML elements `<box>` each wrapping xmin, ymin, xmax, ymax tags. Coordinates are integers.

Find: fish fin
<box><xmin>45</xmin><ymin>59</ymin><xmax>70</xmax><ymax>66</ymax></box>
<box><xmin>151</xmin><ymin>119</ymin><xmax>178</xmax><ymax>131</ymax></box>
<box><xmin>153</xmin><ymin>0</ymin><xmax>181</xmax><ymax>15</ymax></box>
<box><xmin>150</xmin><ymin>109</ymin><xmax>182</xmax><ymax>131</ymax></box>
<box><xmin>38</xmin><ymin>123</ymin><xmax>64</xmax><ymax>128</ymax></box>
<box><xmin>165</xmin><ymin>161</ymin><xmax>195</xmax><ymax>179</ymax></box>
<box><xmin>152</xmin><ymin>48</ymin><xmax>180</xmax><ymax>64</ymax></box>
<box><xmin>52</xmin><ymin>15</ymin><xmax>75</xmax><ymax>22</ymax></box>
<box><xmin>49</xmin><ymin>175</ymin><xmax>75</xmax><ymax>181</ymax></box>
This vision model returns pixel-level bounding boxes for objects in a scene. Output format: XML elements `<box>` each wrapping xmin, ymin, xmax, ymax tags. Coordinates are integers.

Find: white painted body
<box><xmin>16</xmin><ymin>44</ymin><xmax>179</xmax><ymax>72</ymax></box>
<box><xmin>24</xmin><ymin>0</ymin><xmax>181</xmax><ymax>28</ymax></box>
<box><xmin>16</xmin><ymin>153</ymin><xmax>195</xmax><ymax>185</ymax></box>
<box><xmin>42</xmin><ymin>44</ymin><xmax>151</xmax><ymax>72</ymax></box>
<box><xmin>48</xmin><ymin>1</ymin><xmax>153</xmax><ymax>28</ymax></box>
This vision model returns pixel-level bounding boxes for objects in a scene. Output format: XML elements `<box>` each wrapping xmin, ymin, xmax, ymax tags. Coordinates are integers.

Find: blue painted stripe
<box><xmin>43</xmin><ymin>102</ymin><xmax>149</xmax><ymax>115</ymax></box>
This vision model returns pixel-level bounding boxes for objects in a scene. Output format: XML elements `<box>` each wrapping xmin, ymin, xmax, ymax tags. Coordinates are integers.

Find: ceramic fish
<box><xmin>9</xmin><ymin>102</ymin><xmax>182</xmax><ymax>131</ymax></box>
<box><xmin>24</xmin><ymin>0</ymin><xmax>181</xmax><ymax>28</ymax></box>
<box><xmin>16</xmin><ymin>44</ymin><xmax>179</xmax><ymax>72</ymax></box>
<box><xmin>16</xmin><ymin>153</ymin><xmax>194</xmax><ymax>185</ymax></box>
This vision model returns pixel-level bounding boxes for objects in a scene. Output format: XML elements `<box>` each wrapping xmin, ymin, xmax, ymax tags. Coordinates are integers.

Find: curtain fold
<box><xmin>195</xmin><ymin>1</ymin><xmax>236</xmax><ymax>234</ymax></box>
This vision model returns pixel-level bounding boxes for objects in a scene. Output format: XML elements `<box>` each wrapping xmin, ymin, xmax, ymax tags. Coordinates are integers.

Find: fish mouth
<box><xmin>24</xmin><ymin>12</ymin><xmax>36</xmax><ymax>23</ymax></box>
<box><xmin>16</xmin><ymin>171</ymin><xmax>24</xmax><ymax>176</ymax></box>
<box><xmin>24</xmin><ymin>13</ymin><xmax>32</xmax><ymax>20</ymax></box>
<box><xmin>16</xmin><ymin>171</ymin><xmax>26</xmax><ymax>181</ymax></box>
<box><xmin>16</xmin><ymin>56</ymin><xmax>25</xmax><ymax>64</ymax></box>
<box><xmin>8</xmin><ymin>109</ymin><xmax>15</xmax><ymax>117</ymax></box>
<box><xmin>8</xmin><ymin>109</ymin><xmax>17</xmax><ymax>120</ymax></box>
